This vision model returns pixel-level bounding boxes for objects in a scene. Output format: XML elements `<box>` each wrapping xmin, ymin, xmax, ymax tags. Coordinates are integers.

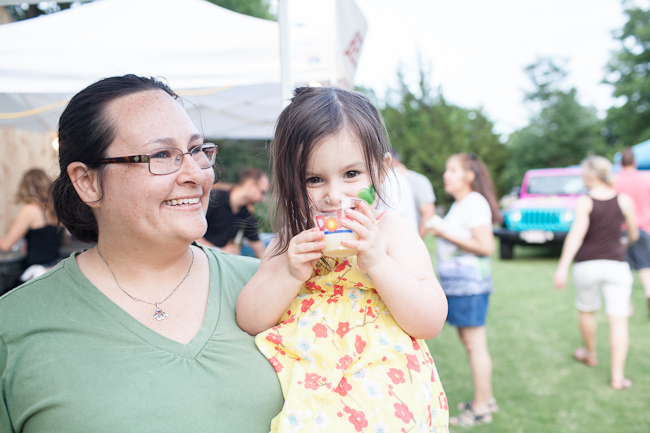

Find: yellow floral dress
<box><xmin>255</xmin><ymin>255</ymin><xmax>449</xmax><ymax>433</ymax></box>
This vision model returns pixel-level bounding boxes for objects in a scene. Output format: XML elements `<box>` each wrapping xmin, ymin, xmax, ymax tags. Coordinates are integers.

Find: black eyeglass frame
<box><xmin>98</xmin><ymin>143</ymin><xmax>218</xmax><ymax>175</ymax></box>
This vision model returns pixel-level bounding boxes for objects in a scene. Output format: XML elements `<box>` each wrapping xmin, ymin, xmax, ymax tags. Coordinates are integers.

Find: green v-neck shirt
<box><xmin>0</xmin><ymin>246</ymin><xmax>283</xmax><ymax>433</ymax></box>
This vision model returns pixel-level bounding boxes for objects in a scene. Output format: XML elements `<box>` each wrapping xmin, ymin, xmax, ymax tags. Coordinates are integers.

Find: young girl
<box><xmin>237</xmin><ymin>87</ymin><xmax>449</xmax><ymax>432</ymax></box>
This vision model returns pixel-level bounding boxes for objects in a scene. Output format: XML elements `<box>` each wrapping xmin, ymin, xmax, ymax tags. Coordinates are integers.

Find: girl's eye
<box><xmin>306</xmin><ymin>177</ymin><xmax>322</xmax><ymax>185</ymax></box>
<box><xmin>344</xmin><ymin>171</ymin><xmax>360</xmax><ymax>179</ymax></box>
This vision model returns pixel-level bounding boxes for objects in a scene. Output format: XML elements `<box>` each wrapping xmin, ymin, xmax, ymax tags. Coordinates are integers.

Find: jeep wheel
<box><xmin>500</xmin><ymin>240</ymin><xmax>513</xmax><ymax>260</ymax></box>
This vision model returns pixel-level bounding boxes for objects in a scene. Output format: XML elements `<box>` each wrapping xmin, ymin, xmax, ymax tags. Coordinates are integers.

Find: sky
<box><xmin>351</xmin><ymin>0</ymin><xmax>638</xmax><ymax>138</ymax></box>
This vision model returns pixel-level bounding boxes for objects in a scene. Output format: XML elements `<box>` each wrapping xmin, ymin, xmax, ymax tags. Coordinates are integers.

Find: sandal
<box><xmin>573</xmin><ymin>347</ymin><xmax>597</xmax><ymax>367</ymax></box>
<box><xmin>611</xmin><ymin>378</ymin><xmax>633</xmax><ymax>390</ymax></box>
<box><xmin>456</xmin><ymin>398</ymin><xmax>499</xmax><ymax>413</ymax></box>
<box><xmin>449</xmin><ymin>407</ymin><xmax>493</xmax><ymax>426</ymax></box>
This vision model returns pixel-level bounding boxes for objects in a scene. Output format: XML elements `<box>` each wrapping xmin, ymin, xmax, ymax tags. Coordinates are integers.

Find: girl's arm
<box><xmin>430</xmin><ymin>224</ymin><xmax>494</xmax><ymax>256</ymax></box>
<box><xmin>618</xmin><ymin>194</ymin><xmax>639</xmax><ymax>244</ymax></box>
<box><xmin>236</xmin><ymin>228</ymin><xmax>325</xmax><ymax>335</ymax></box>
<box><xmin>341</xmin><ymin>203</ymin><xmax>447</xmax><ymax>340</ymax></box>
<box><xmin>553</xmin><ymin>195</ymin><xmax>592</xmax><ymax>289</ymax></box>
<box><xmin>0</xmin><ymin>204</ymin><xmax>39</xmax><ymax>252</ymax></box>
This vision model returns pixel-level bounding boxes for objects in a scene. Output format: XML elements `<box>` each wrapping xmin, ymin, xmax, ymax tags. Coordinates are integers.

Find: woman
<box><xmin>428</xmin><ymin>153</ymin><xmax>500</xmax><ymax>427</ymax></box>
<box><xmin>0</xmin><ymin>168</ymin><xmax>62</xmax><ymax>277</ymax></box>
<box><xmin>554</xmin><ymin>155</ymin><xmax>637</xmax><ymax>390</ymax></box>
<box><xmin>0</xmin><ymin>75</ymin><xmax>283</xmax><ymax>432</ymax></box>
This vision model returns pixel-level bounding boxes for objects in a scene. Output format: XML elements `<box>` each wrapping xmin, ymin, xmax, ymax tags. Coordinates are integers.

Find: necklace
<box><xmin>96</xmin><ymin>247</ymin><xmax>195</xmax><ymax>321</ymax></box>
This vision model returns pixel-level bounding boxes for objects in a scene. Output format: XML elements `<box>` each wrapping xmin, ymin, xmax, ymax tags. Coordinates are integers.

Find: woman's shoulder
<box><xmin>202</xmin><ymin>245</ymin><xmax>261</xmax><ymax>276</ymax></box>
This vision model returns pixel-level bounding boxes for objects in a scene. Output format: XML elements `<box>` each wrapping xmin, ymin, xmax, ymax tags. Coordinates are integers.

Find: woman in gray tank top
<box><xmin>554</xmin><ymin>155</ymin><xmax>638</xmax><ymax>390</ymax></box>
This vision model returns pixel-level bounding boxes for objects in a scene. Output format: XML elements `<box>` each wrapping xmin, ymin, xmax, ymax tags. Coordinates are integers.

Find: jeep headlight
<box><xmin>563</xmin><ymin>210</ymin><xmax>574</xmax><ymax>222</ymax></box>
<box><xmin>509</xmin><ymin>210</ymin><xmax>522</xmax><ymax>223</ymax></box>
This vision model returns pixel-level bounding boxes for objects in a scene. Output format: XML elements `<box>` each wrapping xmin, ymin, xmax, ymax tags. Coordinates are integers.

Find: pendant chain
<box><xmin>96</xmin><ymin>246</ymin><xmax>194</xmax><ymax>320</ymax></box>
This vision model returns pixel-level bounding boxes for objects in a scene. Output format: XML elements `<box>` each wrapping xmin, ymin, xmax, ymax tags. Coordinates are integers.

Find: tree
<box><xmin>205</xmin><ymin>0</ymin><xmax>274</xmax><ymax>20</ymax></box>
<box><xmin>605</xmin><ymin>3</ymin><xmax>650</xmax><ymax>147</ymax></box>
<box><xmin>380</xmin><ymin>68</ymin><xmax>507</xmax><ymax>210</ymax></box>
<box><xmin>503</xmin><ymin>59</ymin><xmax>608</xmax><ymax>189</ymax></box>
<box><xmin>5</xmin><ymin>0</ymin><xmax>274</xmax><ymax>22</ymax></box>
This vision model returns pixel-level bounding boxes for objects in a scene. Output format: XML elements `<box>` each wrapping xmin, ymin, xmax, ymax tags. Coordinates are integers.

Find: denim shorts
<box><xmin>626</xmin><ymin>229</ymin><xmax>650</xmax><ymax>270</ymax></box>
<box><xmin>446</xmin><ymin>294</ymin><xmax>490</xmax><ymax>327</ymax></box>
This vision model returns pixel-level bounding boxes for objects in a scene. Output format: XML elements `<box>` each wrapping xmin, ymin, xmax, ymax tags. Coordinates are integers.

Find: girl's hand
<box><xmin>553</xmin><ymin>266</ymin><xmax>568</xmax><ymax>290</ymax></box>
<box><xmin>340</xmin><ymin>201</ymin><xmax>388</xmax><ymax>271</ymax></box>
<box><xmin>287</xmin><ymin>227</ymin><xmax>324</xmax><ymax>282</ymax></box>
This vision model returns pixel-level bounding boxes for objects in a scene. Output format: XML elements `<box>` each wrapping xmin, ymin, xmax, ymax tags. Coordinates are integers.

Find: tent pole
<box><xmin>278</xmin><ymin>0</ymin><xmax>292</xmax><ymax>108</ymax></box>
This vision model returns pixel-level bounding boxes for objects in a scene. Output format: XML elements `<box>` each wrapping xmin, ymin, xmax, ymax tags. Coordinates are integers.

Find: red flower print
<box><xmin>336</xmin><ymin>322</ymin><xmax>351</xmax><ymax>338</ymax></box>
<box><xmin>265</xmin><ymin>333</ymin><xmax>283</xmax><ymax>345</ymax></box>
<box><xmin>326</xmin><ymin>298</ymin><xmax>339</xmax><ymax>304</ymax></box>
<box><xmin>406</xmin><ymin>354</ymin><xmax>420</xmax><ymax>372</ymax></box>
<box><xmin>336</xmin><ymin>355</ymin><xmax>353</xmax><ymax>370</ymax></box>
<box><xmin>333</xmin><ymin>377</ymin><xmax>353</xmax><ymax>396</ymax></box>
<box><xmin>344</xmin><ymin>406</ymin><xmax>368</xmax><ymax>432</ymax></box>
<box><xmin>281</xmin><ymin>315</ymin><xmax>295</xmax><ymax>325</ymax></box>
<box><xmin>394</xmin><ymin>402</ymin><xmax>414</xmax><ymax>423</ymax></box>
<box><xmin>355</xmin><ymin>335</ymin><xmax>367</xmax><ymax>354</ymax></box>
<box><xmin>305</xmin><ymin>281</ymin><xmax>320</xmax><ymax>291</ymax></box>
<box><xmin>439</xmin><ymin>392</ymin><xmax>448</xmax><ymax>410</ymax></box>
<box><xmin>333</xmin><ymin>285</ymin><xmax>344</xmax><ymax>297</ymax></box>
<box><xmin>269</xmin><ymin>356</ymin><xmax>283</xmax><ymax>373</ymax></box>
<box><xmin>387</xmin><ymin>368</ymin><xmax>406</xmax><ymax>385</ymax></box>
<box><xmin>300</xmin><ymin>298</ymin><xmax>315</xmax><ymax>312</ymax></box>
<box><xmin>366</xmin><ymin>306</ymin><xmax>376</xmax><ymax>318</ymax></box>
<box><xmin>312</xmin><ymin>323</ymin><xmax>328</xmax><ymax>338</ymax></box>
<box><xmin>354</xmin><ymin>282</ymin><xmax>363</xmax><ymax>287</ymax></box>
<box><xmin>304</xmin><ymin>372</ymin><xmax>321</xmax><ymax>390</ymax></box>
<box><xmin>411</xmin><ymin>337</ymin><xmax>421</xmax><ymax>350</ymax></box>
<box><xmin>334</xmin><ymin>260</ymin><xmax>349</xmax><ymax>272</ymax></box>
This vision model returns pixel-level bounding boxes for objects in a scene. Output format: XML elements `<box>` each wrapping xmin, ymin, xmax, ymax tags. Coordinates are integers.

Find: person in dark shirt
<box><xmin>199</xmin><ymin>168</ymin><xmax>269</xmax><ymax>258</ymax></box>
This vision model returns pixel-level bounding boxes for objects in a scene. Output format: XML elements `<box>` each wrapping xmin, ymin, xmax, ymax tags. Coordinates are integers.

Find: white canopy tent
<box><xmin>0</xmin><ymin>0</ymin><xmax>367</xmax><ymax>139</ymax></box>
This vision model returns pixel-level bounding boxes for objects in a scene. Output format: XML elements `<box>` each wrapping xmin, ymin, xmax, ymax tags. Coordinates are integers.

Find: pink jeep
<box><xmin>494</xmin><ymin>167</ymin><xmax>586</xmax><ymax>259</ymax></box>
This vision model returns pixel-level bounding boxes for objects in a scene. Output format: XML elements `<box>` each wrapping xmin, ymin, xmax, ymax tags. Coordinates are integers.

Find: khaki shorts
<box><xmin>572</xmin><ymin>260</ymin><xmax>633</xmax><ymax>317</ymax></box>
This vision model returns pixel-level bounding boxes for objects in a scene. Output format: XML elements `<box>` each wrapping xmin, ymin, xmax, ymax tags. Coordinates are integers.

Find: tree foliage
<box><xmin>503</xmin><ymin>59</ymin><xmax>607</xmax><ymax>189</ymax></box>
<box><xmin>605</xmin><ymin>3</ymin><xmax>650</xmax><ymax>146</ymax></box>
<box><xmin>380</xmin><ymin>69</ymin><xmax>507</xmax><ymax>210</ymax></box>
<box><xmin>205</xmin><ymin>0</ymin><xmax>274</xmax><ymax>20</ymax></box>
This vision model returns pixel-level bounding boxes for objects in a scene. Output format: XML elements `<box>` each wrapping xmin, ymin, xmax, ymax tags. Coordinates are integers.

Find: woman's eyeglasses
<box><xmin>98</xmin><ymin>143</ymin><xmax>218</xmax><ymax>175</ymax></box>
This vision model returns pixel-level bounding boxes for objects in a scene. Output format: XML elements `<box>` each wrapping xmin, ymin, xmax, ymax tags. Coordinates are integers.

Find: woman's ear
<box><xmin>67</xmin><ymin>162</ymin><xmax>102</xmax><ymax>208</ymax></box>
<box><xmin>465</xmin><ymin>169</ymin><xmax>476</xmax><ymax>185</ymax></box>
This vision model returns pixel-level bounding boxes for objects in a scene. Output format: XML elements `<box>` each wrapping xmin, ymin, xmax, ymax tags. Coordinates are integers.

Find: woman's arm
<box><xmin>341</xmin><ymin>206</ymin><xmax>447</xmax><ymax>340</ymax></box>
<box><xmin>554</xmin><ymin>195</ymin><xmax>592</xmax><ymax>289</ymax></box>
<box><xmin>0</xmin><ymin>204</ymin><xmax>40</xmax><ymax>252</ymax></box>
<box><xmin>236</xmin><ymin>228</ymin><xmax>324</xmax><ymax>335</ymax></box>
<box><xmin>618</xmin><ymin>194</ymin><xmax>639</xmax><ymax>244</ymax></box>
<box><xmin>430</xmin><ymin>224</ymin><xmax>494</xmax><ymax>256</ymax></box>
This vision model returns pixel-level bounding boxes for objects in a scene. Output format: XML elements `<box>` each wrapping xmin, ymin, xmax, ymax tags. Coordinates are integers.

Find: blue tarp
<box><xmin>613</xmin><ymin>138</ymin><xmax>650</xmax><ymax>170</ymax></box>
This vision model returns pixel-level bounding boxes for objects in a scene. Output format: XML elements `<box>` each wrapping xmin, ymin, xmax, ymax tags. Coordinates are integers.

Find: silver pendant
<box><xmin>153</xmin><ymin>305</ymin><xmax>168</xmax><ymax>321</ymax></box>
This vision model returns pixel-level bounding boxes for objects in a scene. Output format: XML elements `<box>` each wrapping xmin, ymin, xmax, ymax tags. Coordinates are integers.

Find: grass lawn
<box><xmin>423</xmin><ymin>238</ymin><xmax>650</xmax><ymax>432</ymax></box>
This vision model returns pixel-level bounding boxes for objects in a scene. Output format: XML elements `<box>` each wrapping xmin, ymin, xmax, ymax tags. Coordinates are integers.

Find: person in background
<box><xmin>615</xmin><ymin>147</ymin><xmax>650</xmax><ymax>317</ymax></box>
<box><xmin>391</xmin><ymin>150</ymin><xmax>436</xmax><ymax>238</ymax></box>
<box><xmin>0</xmin><ymin>168</ymin><xmax>62</xmax><ymax>280</ymax></box>
<box><xmin>554</xmin><ymin>155</ymin><xmax>637</xmax><ymax>390</ymax></box>
<box><xmin>377</xmin><ymin>153</ymin><xmax>418</xmax><ymax>231</ymax></box>
<box><xmin>427</xmin><ymin>153</ymin><xmax>500</xmax><ymax>426</ymax></box>
<box><xmin>0</xmin><ymin>75</ymin><xmax>283</xmax><ymax>432</ymax></box>
<box><xmin>199</xmin><ymin>168</ymin><xmax>269</xmax><ymax>258</ymax></box>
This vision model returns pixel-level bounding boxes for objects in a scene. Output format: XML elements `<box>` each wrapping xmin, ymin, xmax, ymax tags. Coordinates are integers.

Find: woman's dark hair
<box><xmin>51</xmin><ymin>75</ymin><xmax>178</xmax><ymax>243</ymax></box>
<box><xmin>271</xmin><ymin>86</ymin><xmax>391</xmax><ymax>256</ymax></box>
<box><xmin>450</xmin><ymin>153</ymin><xmax>502</xmax><ymax>223</ymax></box>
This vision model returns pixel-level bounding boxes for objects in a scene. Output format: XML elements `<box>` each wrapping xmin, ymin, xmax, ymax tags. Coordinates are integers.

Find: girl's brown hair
<box><xmin>450</xmin><ymin>153</ymin><xmax>501</xmax><ymax>223</ymax></box>
<box><xmin>16</xmin><ymin>168</ymin><xmax>57</xmax><ymax>221</ymax></box>
<box><xmin>271</xmin><ymin>86</ymin><xmax>391</xmax><ymax>256</ymax></box>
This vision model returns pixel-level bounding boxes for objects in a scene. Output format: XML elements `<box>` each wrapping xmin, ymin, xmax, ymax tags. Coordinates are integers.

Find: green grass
<box><xmin>423</xmin><ymin>239</ymin><xmax>650</xmax><ymax>432</ymax></box>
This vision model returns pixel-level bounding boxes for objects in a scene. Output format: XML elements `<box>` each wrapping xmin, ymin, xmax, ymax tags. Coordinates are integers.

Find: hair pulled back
<box><xmin>450</xmin><ymin>153</ymin><xmax>501</xmax><ymax>223</ymax></box>
<box><xmin>51</xmin><ymin>75</ymin><xmax>177</xmax><ymax>243</ymax></box>
<box><xmin>271</xmin><ymin>86</ymin><xmax>392</xmax><ymax>256</ymax></box>
<box><xmin>581</xmin><ymin>155</ymin><xmax>614</xmax><ymax>186</ymax></box>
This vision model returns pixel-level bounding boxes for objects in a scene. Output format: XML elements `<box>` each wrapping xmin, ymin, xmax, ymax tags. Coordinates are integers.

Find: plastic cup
<box><xmin>310</xmin><ymin>197</ymin><xmax>364</xmax><ymax>258</ymax></box>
